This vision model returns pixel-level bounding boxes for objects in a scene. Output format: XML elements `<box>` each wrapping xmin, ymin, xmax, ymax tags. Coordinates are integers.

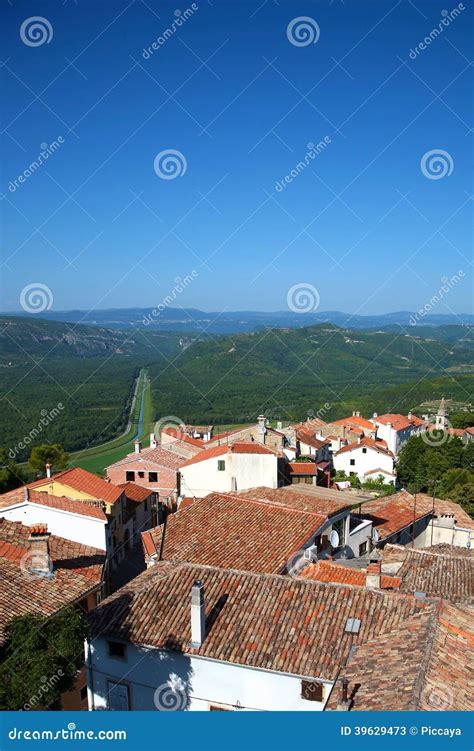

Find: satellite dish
<box><xmin>330</xmin><ymin>530</ymin><xmax>340</xmax><ymax>548</ymax></box>
<box><xmin>372</xmin><ymin>528</ymin><xmax>379</xmax><ymax>543</ymax></box>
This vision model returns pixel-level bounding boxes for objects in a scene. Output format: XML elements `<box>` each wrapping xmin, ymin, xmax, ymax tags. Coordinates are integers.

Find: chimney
<box><xmin>352</xmin><ymin>410</ymin><xmax>356</xmax><ymax>417</ymax></box>
<box><xmin>336</xmin><ymin>677</ymin><xmax>351</xmax><ymax>711</ymax></box>
<box><xmin>28</xmin><ymin>525</ymin><xmax>53</xmax><ymax>577</ymax></box>
<box><xmin>356</xmin><ymin>411</ymin><xmax>360</xmax><ymax>417</ymax></box>
<box><xmin>277</xmin><ymin>420</ymin><xmax>282</xmax><ymax>430</ymax></box>
<box><xmin>407</xmin><ymin>411</ymin><xmax>413</xmax><ymax>421</ymax></box>
<box><xmin>372</xmin><ymin>412</ymin><xmax>378</xmax><ymax>419</ymax></box>
<box><xmin>23</xmin><ymin>485</ymin><xmax>29</xmax><ymax>502</ymax></box>
<box><xmin>366</xmin><ymin>560</ymin><xmax>381</xmax><ymax>588</ymax></box>
<box><xmin>257</xmin><ymin>415</ymin><xmax>266</xmax><ymax>443</ymax></box>
<box><xmin>191</xmin><ymin>580</ymin><xmax>206</xmax><ymax>647</ymax></box>
<box><xmin>150</xmin><ymin>433</ymin><xmax>157</xmax><ymax>449</ymax></box>
<box><xmin>45</xmin><ymin>463</ymin><xmax>52</xmax><ymax>479</ymax></box>
<box><xmin>134</xmin><ymin>440</ymin><xmax>141</xmax><ymax>454</ymax></box>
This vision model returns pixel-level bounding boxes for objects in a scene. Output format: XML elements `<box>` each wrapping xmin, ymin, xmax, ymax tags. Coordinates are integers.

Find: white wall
<box><xmin>333</xmin><ymin>445</ymin><xmax>395</xmax><ymax>484</ymax></box>
<box><xmin>347</xmin><ymin>519</ymin><xmax>373</xmax><ymax>558</ymax></box>
<box><xmin>86</xmin><ymin>639</ymin><xmax>333</xmax><ymax>711</ymax></box>
<box><xmin>416</xmin><ymin>519</ymin><xmax>473</xmax><ymax>549</ymax></box>
<box><xmin>0</xmin><ymin>501</ymin><xmax>107</xmax><ymax>550</ymax></box>
<box><xmin>180</xmin><ymin>452</ymin><xmax>278</xmax><ymax>498</ymax></box>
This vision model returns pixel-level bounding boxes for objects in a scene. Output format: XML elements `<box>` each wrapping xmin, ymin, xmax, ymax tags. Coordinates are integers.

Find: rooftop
<box><xmin>142</xmin><ymin>491</ymin><xmax>329</xmax><ymax>573</ymax></box>
<box><xmin>89</xmin><ymin>560</ymin><xmax>430</xmax><ymax>681</ymax></box>
<box><xmin>236</xmin><ymin>485</ymin><xmax>356</xmax><ymax>516</ymax></box>
<box><xmin>334</xmin><ymin>436</ymin><xmax>394</xmax><ymax>457</ymax></box>
<box><xmin>29</xmin><ymin>467</ymin><xmax>123</xmax><ymax>505</ymax></box>
<box><xmin>357</xmin><ymin>491</ymin><xmax>433</xmax><ymax>540</ymax></box>
<box><xmin>0</xmin><ymin>486</ymin><xmax>107</xmax><ymax>521</ymax></box>
<box><xmin>0</xmin><ymin>518</ymin><xmax>105</xmax><ymax>643</ymax></box>
<box><xmin>107</xmin><ymin>444</ymin><xmax>184</xmax><ymax>471</ymax></box>
<box><xmin>374</xmin><ymin>413</ymin><xmax>426</xmax><ymax>431</ymax></box>
<box><xmin>180</xmin><ymin>442</ymin><xmax>276</xmax><ymax>468</ymax></box>
<box><xmin>300</xmin><ymin>559</ymin><xmax>401</xmax><ymax>590</ymax></box>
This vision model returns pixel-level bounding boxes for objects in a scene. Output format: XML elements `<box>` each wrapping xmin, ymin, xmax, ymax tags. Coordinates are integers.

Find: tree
<box><xmin>449</xmin><ymin>411</ymin><xmax>474</xmax><ymax>429</ymax></box>
<box><xmin>0</xmin><ymin>607</ymin><xmax>89</xmax><ymax>710</ymax></box>
<box><xmin>29</xmin><ymin>444</ymin><xmax>69</xmax><ymax>475</ymax></box>
<box><xmin>461</xmin><ymin>441</ymin><xmax>474</xmax><ymax>471</ymax></box>
<box><xmin>0</xmin><ymin>449</ymin><xmax>26</xmax><ymax>493</ymax></box>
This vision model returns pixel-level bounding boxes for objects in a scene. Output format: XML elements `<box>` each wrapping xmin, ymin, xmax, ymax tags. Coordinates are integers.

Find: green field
<box><xmin>69</xmin><ymin>369</ymin><xmax>154</xmax><ymax>475</ymax></box>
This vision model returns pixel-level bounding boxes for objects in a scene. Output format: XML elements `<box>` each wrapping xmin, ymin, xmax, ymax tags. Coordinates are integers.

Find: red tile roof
<box><xmin>333</xmin><ymin>415</ymin><xmax>375</xmax><ymax>431</ymax></box>
<box><xmin>180</xmin><ymin>442</ymin><xmax>275</xmax><ymax>468</ymax></box>
<box><xmin>108</xmin><ymin>444</ymin><xmax>183</xmax><ymax>471</ymax></box>
<box><xmin>335</xmin><ymin>436</ymin><xmax>394</xmax><ymax>457</ymax></box>
<box><xmin>300</xmin><ymin>560</ymin><xmax>401</xmax><ymax>589</ymax></box>
<box><xmin>142</xmin><ymin>492</ymin><xmax>327</xmax><ymax>573</ymax></box>
<box><xmin>358</xmin><ymin>491</ymin><xmax>432</xmax><ymax>540</ymax></box>
<box><xmin>288</xmin><ymin>462</ymin><xmax>317</xmax><ymax>475</ymax></box>
<box><xmin>375</xmin><ymin>413</ymin><xmax>425</xmax><ymax>431</ymax></box>
<box><xmin>118</xmin><ymin>482</ymin><xmax>153</xmax><ymax>503</ymax></box>
<box><xmin>0</xmin><ymin>518</ymin><xmax>105</xmax><ymax>643</ymax></box>
<box><xmin>162</xmin><ymin>427</ymin><xmax>204</xmax><ymax>448</ymax></box>
<box><xmin>0</xmin><ymin>486</ymin><xmax>107</xmax><ymax>521</ymax></box>
<box><xmin>237</xmin><ymin>486</ymin><xmax>355</xmax><ymax>516</ymax></box>
<box><xmin>89</xmin><ymin>561</ymin><xmax>431</xmax><ymax>681</ymax></box>
<box><xmin>296</xmin><ymin>429</ymin><xmax>329</xmax><ymax>450</ymax></box>
<box><xmin>29</xmin><ymin>467</ymin><xmax>123</xmax><ymax>504</ymax></box>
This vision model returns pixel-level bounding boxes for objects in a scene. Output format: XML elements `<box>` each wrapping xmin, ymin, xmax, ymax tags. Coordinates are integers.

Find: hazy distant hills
<box><xmin>7</xmin><ymin>307</ymin><xmax>474</xmax><ymax>334</ymax></box>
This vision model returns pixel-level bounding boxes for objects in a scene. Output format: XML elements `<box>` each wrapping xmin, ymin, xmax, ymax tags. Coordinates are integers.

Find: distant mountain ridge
<box><xmin>6</xmin><ymin>307</ymin><xmax>473</xmax><ymax>334</ymax></box>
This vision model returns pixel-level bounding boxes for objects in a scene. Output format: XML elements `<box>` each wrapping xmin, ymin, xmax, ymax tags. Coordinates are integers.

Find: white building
<box><xmin>371</xmin><ymin>412</ymin><xmax>426</xmax><ymax>455</ymax></box>
<box><xmin>333</xmin><ymin>437</ymin><xmax>396</xmax><ymax>485</ymax></box>
<box><xmin>179</xmin><ymin>442</ymin><xmax>278</xmax><ymax>498</ymax></box>
<box><xmin>85</xmin><ymin>561</ymin><xmax>428</xmax><ymax>711</ymax></box>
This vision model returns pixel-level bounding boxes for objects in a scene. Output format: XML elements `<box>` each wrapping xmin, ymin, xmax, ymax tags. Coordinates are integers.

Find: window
<box><xmin>217</xmin><ymin>460</ymin><xmax>226</xmax><ymax>471</ymax></box>
<box><xmin>107</xmin><ymin>681</ymin><xmax>130</xmax><ymax>711</ymax></box>
<box><xmin>362</xmin><ymin>447</ymin><xmax>367</xmax><ymax>454</ymax></box>
<box><xmin>301</xmin><ymin>680</ymin><xmax>324</xmax><ymax>702</ymax></box>
<box><xmin>125</xmin><ymin>471</ymin><xmax>135</xmax><ymax>482</ymax></box>
<box><xmin>138</xmin><ymin>471</ymin><xmax>145</xmax><ymax>479</ymax></box>
<box><xmin>80</xmin><ymin>685</ymin><xmax>88</xmax><ymax>701</ymax></box>
<box><xmin>345</xmin><ymin>618</ymin><xmax>361</xmax><ymax>634</ymax></box>
<box><xmin>107</xmin><ymin>641</ymin><xmax>127</xmax><ymax>660</ymax></box>
<box><xmin>148</xmin><ymin>472</ymin><xmax>158</xmax><ymax>483</ymax></box>
<box><xmin>359</xmin><ymin>541</ymin><xmax>367</xmax><ymax>556</ymax></box>
<box><xmin>350</xmin><ymin>459</ymin><xmax>355</xmax><ymax>466</ymax></box>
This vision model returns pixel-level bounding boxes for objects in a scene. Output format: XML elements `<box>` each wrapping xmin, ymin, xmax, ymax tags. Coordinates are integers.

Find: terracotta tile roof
<box><xmin>381</xmin><ymin>544</ymin><xmax>473</xmax><ymax>603</ymax></box>
<box><xmin>207</xmin><ymin>427</ymin><xmax>247</xmax><ymax>444</ymax></box>
<box><xmin>296</xmin><ymin>429</ymin><xmax>329</xmax><ymax>450</ymax></box>
<box><xmin>0</xmin><ymin>486</ymin><xmax>107</xmax><ymax>521</ymax></box>
<box><xmin>288</xmin><ymin>462</ymin><xmax>317</xmax><ymax>475</ymax></box>
<box><xmin>29</xmin><ymin>467</ymin><xmax>123</xmax><ymax>504</ymax></box>
<box><xmin>89</xmin><ymin>561</ymin><xmax>430</xmax><ymax>681</ymax></box>
<box><xmin>412</xmin><ymin>494</ymin><xmax>474</xmax><ymax>531</ymax></box>
<box><xmin>236</xmin><ymin>486</ymin><xmax>354</xmax><ymax>517</ymax></box>
<box><xmin>375</xmin><ymin>413</ymin><xmax>425</xmax><ymax>431</ymax></box>
<box><xmin>162</xmin><ymin>427</ymin><xmax>204</xmax><ymax>448</ymax></box>
<box><xmin>0</xmin><ymin>518</ymin><xmax>105</xmax><ymax>643</ymax></box>
<box><xmin>333</xmin><ymin>416</ymin><xmax>375</xmax><ymax>431</ymax></box>
<box><xmin>327</xmin><ymin>602</ymin><xmax>473</xmax><ymax>711</ymax></box>
<box><xmin>300</xmin><ymin>560</ymin><xmax>401</xmax><ymax>590</ymax></box>
<box><xmin>107</xmin><ymin>444</ymin><xmax>183</xmax><ymax>471</ymax></box>
<box><xmin>118</xmin><ymin>482</ymin><xmax>153</xmax><ymax>503</ymax></box>
<box><xmin>358</xmin><ymin>491</ymin><xmax>432</xmax><ymax>539</ymax></box>
<box><xmin>364</xmin><ymin>467</ymin><xmax>396</xmax><ymax>477</ymax></box>
<box><xmin>180</xmin><ymin>442</ymin><xmax>275</xmax><ymax>468</ymax></box>
<box><xmin>335</xmin><ymin>436</ymin><xmax>394</xmax><ymax>458</ymax></box>
<box><xmin>142</xmin><ymin>492</ymin><xmax>327</xmax><ymax>572</ymax></box>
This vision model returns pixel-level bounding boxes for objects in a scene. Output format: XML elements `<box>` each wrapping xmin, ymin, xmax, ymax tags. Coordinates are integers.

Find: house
<box><xmin>141</xmin><ymin>488</ymin><xmax>354</xmax><ymax>572</ymax></box>
<box><xmin>106</xmin><ymin>436</ymin><xmax>184</xmax><ymax>504</ymax></box>
<box><xmin>371</xmin><ymin>411</ymin><xmax>427</xmax><ymax>455</ymax></box>
<box><xmin>178</xmin><ymin>442</ymin><xmax>279</xmax><ymax>498</ymax></box>
<box><xmin>204</xmin><ymin>416</ymin><xmax>287</xmax><ymax>452</ymax></box>
<box><xmin>333</xmin><ymin>437</ymin><xmax>396</xmax><ymax>485</ymax></box>
<box><xmin>294</xmin><ymin>428</ymin><xmax>331</xmax><ymax>463</ymax></box>
<box><xmin>0</xmin><ymin>518</ymin><xmax>105</xmax><ymax>710</ymax></box>
<box><xmin>1</xmin><ymin>467</ymin><xmax>156</xmax><ymax>567</ymax></box>
<box><xmin>326</xmin><ymin>601</ymin><xmax>473</xmax><ymax>711</ymax></box>
<box><xmin>160</xmin><ymin>428</ymin><xmax>205</xmax><ymax>458</ymax></box>
<box><xmin>357</xmin><ymin>491</ymin><xmax>474</xmax><ymax>550</ymax></box>
<box><xmin>462</xmin><ymin>426</ymin><xmax>474</xmax><ymax>445</ymax></box>
<box><xmin>85</xmin><ymin>560</ymin><xmax>433</xmax><ymax>711</ymax></box>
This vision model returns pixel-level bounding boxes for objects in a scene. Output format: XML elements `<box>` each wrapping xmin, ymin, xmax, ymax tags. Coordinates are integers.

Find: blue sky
<box><xmin>1</xmin><ymin>0</ymin><xmax>472</xmax><ymax>315</ymax></box>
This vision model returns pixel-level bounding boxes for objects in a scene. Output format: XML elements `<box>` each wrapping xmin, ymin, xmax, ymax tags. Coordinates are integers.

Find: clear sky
<box><xmin>1</xmin><ymin>0</ymin><xmax>472</xmax><ymax>315</ymax></box>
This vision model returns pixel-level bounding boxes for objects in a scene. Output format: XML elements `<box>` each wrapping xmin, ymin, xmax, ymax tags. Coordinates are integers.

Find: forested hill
<box><xmin>0</xmin><ymin>316</ymin><xmax>185</xmax><ymax>360</ymax></box>
<box><xmin>150</xmin><ymin>323</ymin><xmax>474</xmax><ymax>424</ymax></box>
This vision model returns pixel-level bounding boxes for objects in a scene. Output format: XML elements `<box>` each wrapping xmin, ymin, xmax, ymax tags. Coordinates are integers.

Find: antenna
<box><xmin>330</xmin><ymin>530</ymin><xmax>340</xmax><ymax>548</ymax></box>
<box><xmin>371</xmin><ymin>528</ymin><xmax>379</xmax><ymax>543</ymax></box>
